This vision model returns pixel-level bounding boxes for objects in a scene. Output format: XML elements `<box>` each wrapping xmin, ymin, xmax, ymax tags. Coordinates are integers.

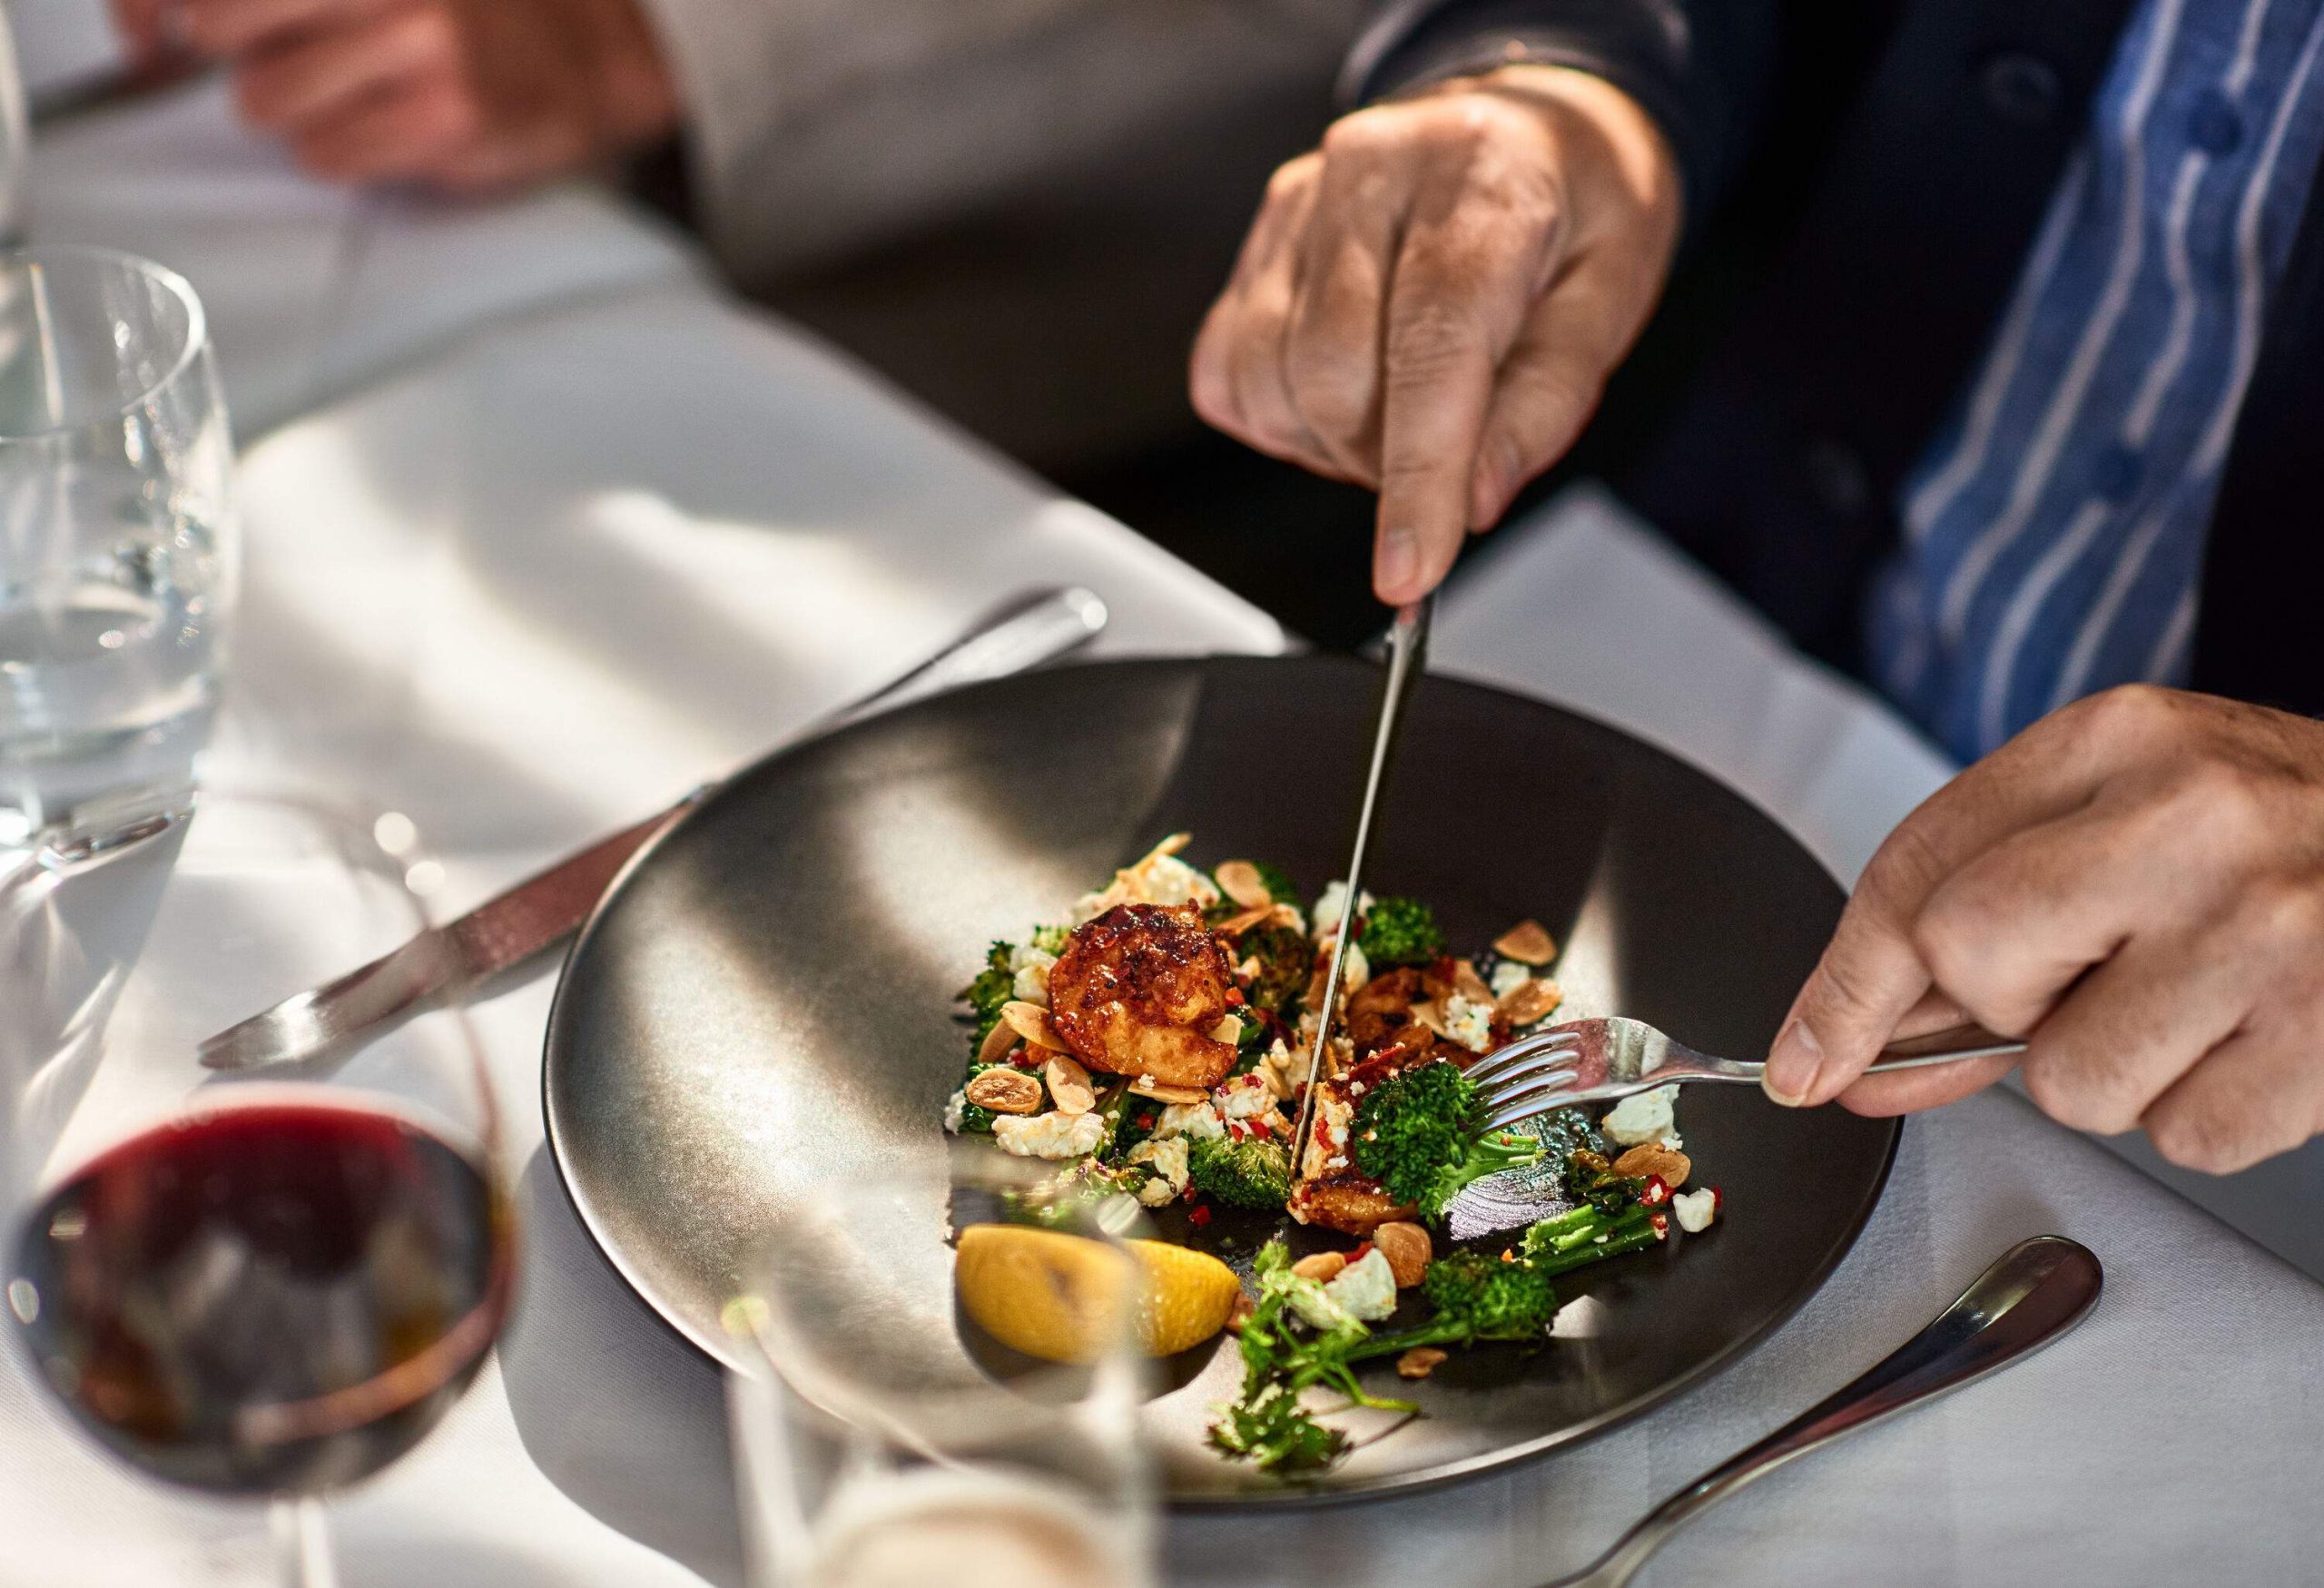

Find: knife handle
<box><xmin>438</xmin><ymin>790</ymin><xmax>707</xmax><ymax>988</ymax></box>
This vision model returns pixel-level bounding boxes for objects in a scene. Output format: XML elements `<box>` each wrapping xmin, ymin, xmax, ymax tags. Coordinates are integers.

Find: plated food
<box><xmin>945</xmin><ymin>833</ymin><xmax>1722</xmax><ymax>1474</ymax></box>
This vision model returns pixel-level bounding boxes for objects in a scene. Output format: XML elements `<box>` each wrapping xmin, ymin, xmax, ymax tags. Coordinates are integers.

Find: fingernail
<box><xmin>1763</xmin><ymin>1020</ymin><xmax>1822</xmax><ymax>1107</ymax></box>
<box><xmin>1377</xmin><ymin>526</ymin><xmax>1420</xmax><ymax>598</ymax></box>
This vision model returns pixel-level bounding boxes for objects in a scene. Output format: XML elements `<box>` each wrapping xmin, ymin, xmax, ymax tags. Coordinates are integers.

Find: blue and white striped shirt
<box><xmin>1867</xmin><ymin>0</ymin><xmax>2324</xmax><ymax>762</ymax></box>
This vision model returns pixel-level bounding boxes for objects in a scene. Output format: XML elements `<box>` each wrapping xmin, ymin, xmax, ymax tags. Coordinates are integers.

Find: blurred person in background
<box><xmin>108</xmin><ymin>0</ymin><xmax>1372</xmax><ymax>479</ymax></box>
<box><xmin>1196</xmin><ymin>0</ymin><xmax>2324</xmax><ymax>1172</ymax></box>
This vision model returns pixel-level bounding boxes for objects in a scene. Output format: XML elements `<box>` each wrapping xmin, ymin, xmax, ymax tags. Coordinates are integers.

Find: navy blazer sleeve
<box><xmin>1341</xmin><ymin>0</ymin><xmax>1780</xmax><ymax>222</ymax></box>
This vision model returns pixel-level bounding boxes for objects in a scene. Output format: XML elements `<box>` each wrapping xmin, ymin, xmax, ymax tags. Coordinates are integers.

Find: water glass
<box><xmin>726</xmin><ymin>1153</ymin><xmax>1157</xmax><ymax>1588</ymax></box>
<box><xmin>0</xmin><ymin>248</ymin><xmax>236</xmax><ymax>852</ymax></box>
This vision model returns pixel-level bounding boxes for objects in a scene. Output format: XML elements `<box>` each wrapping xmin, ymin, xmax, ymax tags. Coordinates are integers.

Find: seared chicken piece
<box><xmin>1048</xmin><ymin>903</ymin><xmax>1239</xmax><ymax>1090</ymax></box>
<box><xmin>1290</xmin><ymin>1177</ymin><xmax>1414</xmax><ymax>1238</ymax></box>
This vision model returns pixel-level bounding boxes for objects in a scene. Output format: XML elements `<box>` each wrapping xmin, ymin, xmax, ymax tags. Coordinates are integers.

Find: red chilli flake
<box><xmin>1187</xmin><ymin>1204</ymin><xmax>1213</xmax><ymax>1228</ymax></box>
<box><xmin>1649</xmin><ymin>1211</ymin><xmax>1670</xmax><ymax>1239</ymax></box>
<box><xmin>1346</xmin><ymin>1242</ymin><xmax>1374</xmax><ymax>1267</ymax></box>
<box><xmin>1225</xmin><ymin>986</ymin><xmax>1246</xmax><ymax>1007</ymax></box>
<box><xmin>1136</xmin><ymin>1112</ymin><xmax>1157</xmax><ymax>1130</ymax></box>
<box><xmin>1639</xmin><ymin>1175</ymin><xmax>1671</xmax><ymax>1208</ymax></box>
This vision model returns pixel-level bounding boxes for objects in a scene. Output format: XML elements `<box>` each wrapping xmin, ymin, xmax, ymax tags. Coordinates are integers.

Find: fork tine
<box><xmin>1473</xmin><ymin>1056</ymin><xmax>1581</xmax><ymax>1106</ymax></box>
<box><xmin>1466</xmin><ymin>1038</ymin><xmax>1580</xmax><ymax>1086</ymax></box>
<box><xmin>1484</xmin><ymin>1087</ymin><xmax>1583</xmax><ymax>1132</ymax></box>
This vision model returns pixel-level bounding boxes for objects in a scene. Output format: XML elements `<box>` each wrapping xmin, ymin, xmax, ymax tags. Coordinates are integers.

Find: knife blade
<box><xmin>1287</xmin><ymin>595</ymin><xmax>1434</xmax><ymax>1170</ymax></box>
<box><xmin>198</xmin><ymin>586</ymin><xmax>1110</xmax><ymax>1070</ymax></box>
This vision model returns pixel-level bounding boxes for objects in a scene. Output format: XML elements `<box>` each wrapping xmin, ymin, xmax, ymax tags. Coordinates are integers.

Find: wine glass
<box><xmin>0</xmin><ymin>247</ymin><xmax>238</xmax><ymax>859</ymax></box>
<box><xmin>0</xmin><ymin>791</ymin><xmax>513</xmax><ymax>1586</ymax></box>
<box><xmin>725</xmin><ymin>1149</ymin><xmax>1157</xmax><ymax>1588</ymax></box>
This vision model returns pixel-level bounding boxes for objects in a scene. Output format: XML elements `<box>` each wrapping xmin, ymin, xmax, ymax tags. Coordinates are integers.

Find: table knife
<box><xmin>198</xmin><ymin>586</ymin><xmax>1109</xmax><ymax>1070</ymax></box>
<box><xmin>1288</xmin><ymin>595</ymin><xmax>1434</xmax><ymax>1161</ymax></box>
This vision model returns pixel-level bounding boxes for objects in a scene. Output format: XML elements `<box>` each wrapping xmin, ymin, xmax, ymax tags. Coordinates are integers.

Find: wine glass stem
<box><xmin>271</xmin><ymin>1496</ymin><xmax>339</xmax><ymax>1588</ymax></box>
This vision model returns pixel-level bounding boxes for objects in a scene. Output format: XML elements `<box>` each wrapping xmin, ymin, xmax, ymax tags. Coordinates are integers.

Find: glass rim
<box><xmin>0</xmin><ymin>244</ymin><xmax>212</xmax><ymax>444</ymax></box>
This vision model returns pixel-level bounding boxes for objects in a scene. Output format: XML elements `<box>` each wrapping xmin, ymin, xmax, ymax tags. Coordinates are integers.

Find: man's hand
<box><xmin>111</xmin><ymin>0</ymin><xmax>679</xmax><ymax>192</ymax></box>
<box><xmin>1767</xmin><ymin>685</ymin><xmax>2324</xmax><ymax>1173</ymax></box>
<box><xmin>1190</xmin><ymin>65</ymin><xmax>1680</xmax><ymax>607</ymax></box>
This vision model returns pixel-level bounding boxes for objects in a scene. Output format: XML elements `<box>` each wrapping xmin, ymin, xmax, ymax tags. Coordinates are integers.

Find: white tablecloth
<box><xmin>11</xmin><ymin>76</ymin><xmax>2323</xmax><ymax>1588</ymax></box>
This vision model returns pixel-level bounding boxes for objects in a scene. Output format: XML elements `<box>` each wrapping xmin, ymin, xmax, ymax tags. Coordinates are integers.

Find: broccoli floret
<box><xmin>1207</xmin><ymin>1240</ymin><xmax>1563</xmax><ymax>1475</ymax></box>
<box><xmin>1239</xmin><ymin>924</ymin><xmax>1313</xmax><ymax>1019</ymax></box>
<box><xmin>1356</xmin><ymin>896</ymin><xmax>1443</xmax><ymax>965</ymax></box>
<box><xmin>1412</xmin><ymin>1250</ymin><xmax>1561</xmax><ymax>1339</ymax></box>
<box><xmin>1206</xmin><ymin>1381</ymin><xmax>1346</xmax><ymax>1474</ymax></box>
<box><xmin>1353</xmin><ymin>1060</ymin><xmax>1543</xmax><ymax>1219</ymax></box>
<box><xmin>1188</xmin><ymin>1135</ymin><xmax>1293</xmax><ymax>1210</ymax></box>
<box><xmin>958</xmin><ymin>942</ymin><xmax>1018</xmax><ymax>1046</ymax></box>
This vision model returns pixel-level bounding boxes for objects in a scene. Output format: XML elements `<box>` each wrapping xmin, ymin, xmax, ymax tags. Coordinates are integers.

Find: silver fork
<box><xmin>1467</xmin><ymin>1015</ymin><xmax>2027</xmax><ymax>1132</ymax></box>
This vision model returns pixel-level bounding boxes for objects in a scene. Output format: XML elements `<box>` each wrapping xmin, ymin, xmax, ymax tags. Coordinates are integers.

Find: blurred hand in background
<box><xmin>108</xmin><ymin>0</ymin><xmax>680</xmax><ymax>191</ymax></box>
<box><xmin>1191</xmin><ymin>64</ymin><xmax>1680</xmax><ymax>607</ymax></box>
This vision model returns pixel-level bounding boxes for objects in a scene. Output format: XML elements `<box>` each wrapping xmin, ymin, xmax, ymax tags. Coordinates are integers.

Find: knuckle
<box><xmin>2021</xmin><ymin>1055</ymin><xmax>2141</xmax><ymax>1137</ymax></box>
<box><xmin>1384</xmin><ymin>302</ymin><xmax>1483</xmax><ymax>383</ymax></box>
<box><xmin>2076</xmin><ymin>683</ymin><xmax>2184</xmax><ymax>755</ymax></box>
<box><xmin>2145</xmin><ymin>1097</ymin><xmax>2261</xmax><ymax>1175</ymax></box>
<box><xmin>2240</xmin><ymin>880</ymin><xmax>2324</xmax><ymax>956</ymax></box>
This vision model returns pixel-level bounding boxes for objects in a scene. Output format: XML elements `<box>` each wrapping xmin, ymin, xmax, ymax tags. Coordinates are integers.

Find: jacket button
<box><xmin>1979</xmin><ymin>52</ymin><xmax>2063</xmax><ymax>126</ymax></box>
<box><xmin>1806</xmin><ymin>439</ymin><xmax>1870</xmax><ymax>518</ymax></box>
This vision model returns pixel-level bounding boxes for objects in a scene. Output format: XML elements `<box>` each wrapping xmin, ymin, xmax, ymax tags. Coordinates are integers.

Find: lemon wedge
<box><xmin>956</xmin><ymin>1226</ymin><xmax>1242</xmax><ymax>1361</ymax></box>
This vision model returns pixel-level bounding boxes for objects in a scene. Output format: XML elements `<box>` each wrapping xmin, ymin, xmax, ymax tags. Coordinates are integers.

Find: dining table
<box><xmin>8</xmin><ymin>65</ymin><xmax>2323</xmax><ymax>1588</ymax></box>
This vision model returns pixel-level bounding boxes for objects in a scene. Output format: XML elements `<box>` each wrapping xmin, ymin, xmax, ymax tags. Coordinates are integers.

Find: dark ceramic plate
<box><xmin>543</xmin><ymin>656</ymin><xmax>1897</xmax><ymax>1504</ymax></box>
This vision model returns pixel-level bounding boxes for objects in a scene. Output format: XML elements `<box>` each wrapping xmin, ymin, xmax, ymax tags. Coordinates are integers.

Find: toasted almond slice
<box><xmin>1044</xmin><ymin>1054</ymin><xmax>1097</xmax><ymax>1116</ymax></box>
<box><xmin>1495</xmin><ymin>977</ymin><xmax>1564</xmax><ymax>1028</ymax></box>
<box><xmin>1290</xmin><ymin>1251</ymin><xmax>1347</xmax><ymax>1284</ymax></box>
<box><xmin>1613</xmin><ymin>1142</ymin><xmax>1691</xmax><ymax>1189</ymax></box>
<box><xmin>1128</xmin><ymin>1079</ymin><xmax>1209</xmax><ymax>1105</ymax></box>
<box><xmin>1214</xmin><ymin>860</ymin><xmax>1274</xmax><ymax>910</ymax></box>
<box><xmin>1238</xmin><ymin>955</ymin><xmax>1261</xmax><ymax>980</ymax></box>
<box><xmin>1452</xmin><ymin>958</ymin><xmax>1494</xmax><ymax>1005</ymax></box>
<box><xmin>1215</xmin><ymin>903</ymin><xmax>1274</xmax><ymax>937</ymax></box>
<box><xmin>1268</xmin><ymin>902</ymin><xmax>1305</xmax><ymax>931</ymax></box>
<box><xmin>1396</xmin><ymin>1346</ymin><xmax>1449</xmax><ymax>1380</ymax></box>
<box><xmin>963</xmin><ymin>1069</ymin><xmax>1043</xmax><ymax>1115</ymax></box>
<box><xmin>1493</xmin><ymin>919</ymin><xmax>1557</xmax><ymax>964</ymax></box>
<box><xmin>976</xmin><ymin>1019</ymin><xmax>1022</xmax><ymax>1067</ymax></box>
<box><xmin>1408</xmin><ymin>1001</ymin><xmax>1449</xmax><ymax>1038</ymax></box>
<box><xmin>1207</xmin><ymin>1013</ymin><xmax>1246</xmax><ymax>1046</ymax></box>
<box><xmin>1372</xmin><ymin>1222</ymin><xmax>1433</xmax><ymax>1287</ymax></box>
<box><xmin>1224</xmin><ymin>1291</ymin><xmax>1256</xmax><ymax>1335</ymax></box>
<box><xmin>1143</xmin><ymin>832</ymin><xmax>1194</xmax><ymax>863</ymax></box>
<box><xmin>1000</xmin><ymin>1001</ymin><xmax>1068</xmax><ymax>1050</ymax></box>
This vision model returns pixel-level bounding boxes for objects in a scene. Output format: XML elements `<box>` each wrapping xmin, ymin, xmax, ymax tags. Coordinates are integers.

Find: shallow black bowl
<box><xmin>544</xmin><ymin>655</ymin><xmax>1897</xmax><ymax>1504</ymax></box>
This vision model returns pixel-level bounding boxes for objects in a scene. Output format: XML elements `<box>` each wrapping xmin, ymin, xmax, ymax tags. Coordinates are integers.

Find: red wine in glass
<box><xmin>6</xmin><ymin>1096</ymin><xmax>512</xmax><ymax>1496</ymax></box>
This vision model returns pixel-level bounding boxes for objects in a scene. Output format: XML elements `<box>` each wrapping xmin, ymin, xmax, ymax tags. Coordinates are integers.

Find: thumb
<box><xmin>1765</xmin><ymin>879</ymin><xmax>1934</xmax><ymax>1108</ymax></box>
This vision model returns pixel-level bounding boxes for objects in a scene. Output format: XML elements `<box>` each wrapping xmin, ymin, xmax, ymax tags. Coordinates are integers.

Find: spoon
<box><xmin>1536</xmin><ymin>1235</ymin><xmax>2103</xmax><ymax>1588</ymax></box>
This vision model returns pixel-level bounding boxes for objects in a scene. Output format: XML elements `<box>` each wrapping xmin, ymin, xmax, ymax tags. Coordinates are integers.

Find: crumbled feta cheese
<box><xmin>1008</xmin><ymin>944</ymin><xmax>1057</xmax><ymax>1003</ymax></box>
<box><xmin>1310</xmin><ymin>881</ymin><xmax>1375</xmax><ymax>942</ymax></box>
<box><xmin>1145</xmin><ymin>853</ymin><xmax>1221</xmax><ymax>908</ymax></box>
<box><xmin>1127</xmin><ymin>1135</ymin><xmax>1191</xmax><ymax>1202</ymax></box>
<box><xmin>942</xmin><ymin>1089</ymin><xmax>967</xmax><ymax>1133</ymax></box>
<box><xmin>1324</xmin><ymin>1248</ymin><xmax>1397</xmax><ymax>1322</ymax></box>
<box><xmin>1672</xmin><ymin>1187</ymin><xmax>1718</xmax><ymax>1234</ymax></box>
<box><xmin>1340</xmin><ymin>942</ymin><xmax>1371</xmax><ymax>997</ymax></box>
<box><xmin>1156</xmin><ymin>1100</ymin><xmax>1225</xmax><ymax>1140</ymax></box>
<box><xmin>1490</xmin><ymin>960</ymin><xmax>1531</xmax><ymax>999</ymax></box>
<box><xmin>1443</xmin><ymin>993</ymin><xmax>1493</xmax><ymax>1053</ymax></box>
<box><xmin>1602</xmin><ymin>1084</ymin><xmax>1682</xmax><ymax>1149</ymax></box>
<box><xmin>1287</xmin><ymin>1279</ymin><xmax>1355</xmax><ymax>1333</ymax></box>
<box><xmin>992</xmin><ymin>1110</ymin><xmax>1107</xmax><ymax>1160</ymax></box>
<box><xmin>1302</xmin><ymin>1093</ymin><xmax>1354</xmax><ymax>1179</ymax></box>
<box><xmin>1215</xmin><ymin>1073</ymin><xmax>1275</xmax><ymax>1119</ymax></box>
